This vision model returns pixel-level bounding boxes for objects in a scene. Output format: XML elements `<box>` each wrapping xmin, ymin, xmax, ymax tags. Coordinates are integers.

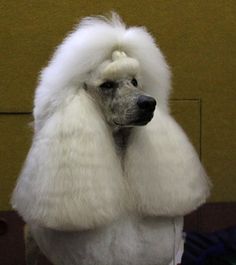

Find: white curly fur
<box><xmin>125</xmin><ymin>109</ymin><xmax>210</xmax><ymax>216</ymax></box>
<box><xmin>11</xmin><ymin>13</ymin><xmax>211</xmax><ymax>265</ymax></box>
<box><xmin>12</xmin><ymin>88</ymin><xmax>129</xmax><ymax>230</ymax></box>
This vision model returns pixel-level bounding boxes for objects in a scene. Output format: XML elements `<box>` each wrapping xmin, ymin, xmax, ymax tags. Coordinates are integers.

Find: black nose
<box><xmin>137</xmin><ymin>96</ymin><xmax>156</xmax><ymax>111</ymax></box>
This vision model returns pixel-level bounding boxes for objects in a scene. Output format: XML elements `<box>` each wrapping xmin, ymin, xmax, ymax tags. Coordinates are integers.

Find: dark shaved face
<box><xmin>84</xmin><ymin>64</ymin><xmax>156</xmax><ymax>129</ymax></box>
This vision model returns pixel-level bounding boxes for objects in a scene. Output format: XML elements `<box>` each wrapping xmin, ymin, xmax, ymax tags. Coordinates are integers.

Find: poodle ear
<box><xmin>125</xmin><ymin>109</ymin><xmax>211</xmax><ymax>216</ymax></box>
<box><xmin>11</xmin><ymin>89</ymin><xmax>127</xmax><ymax>230</ymax></box>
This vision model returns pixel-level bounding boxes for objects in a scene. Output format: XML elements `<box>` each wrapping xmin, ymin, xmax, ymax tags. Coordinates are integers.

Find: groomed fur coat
<box><xmin>11</xmin><ymin>13</ymin><xmax>211</xmax><ymax>265</ymax></box>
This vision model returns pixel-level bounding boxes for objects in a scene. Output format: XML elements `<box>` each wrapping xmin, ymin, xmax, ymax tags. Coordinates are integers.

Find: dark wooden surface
<box><xmin>0</xmin><ymin>203</ymin><xmax>236</xmax><ymax>265</ymax></box>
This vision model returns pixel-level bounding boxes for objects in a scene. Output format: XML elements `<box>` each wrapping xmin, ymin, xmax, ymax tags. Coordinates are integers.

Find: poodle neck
<box><xmin>112</xmin><ymin>127</ymin><xmax>132</xmax><ymax>156</ymax></box>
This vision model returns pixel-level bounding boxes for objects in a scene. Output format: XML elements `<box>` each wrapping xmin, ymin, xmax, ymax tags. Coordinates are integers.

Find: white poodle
<box><xmin>11</xmin><ymin>13</ymin><xmax>211</xmax><ymax>265</ymax></box>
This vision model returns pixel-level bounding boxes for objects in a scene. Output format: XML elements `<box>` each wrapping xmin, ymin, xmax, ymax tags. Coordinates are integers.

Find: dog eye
<box><xmin>99</xmin><ymin>81</ymin><xmax>116</xmax><ymax>90</ymax></box>
<box><xmin>131</xmin><ymin>78</ymin><xmax>138</xmax><ymax>87</ymax></box>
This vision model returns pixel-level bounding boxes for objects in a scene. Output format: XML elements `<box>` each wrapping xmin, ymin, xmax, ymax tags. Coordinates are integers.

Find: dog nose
<box><xmin>137</xmin><ymin>96</ymin><xmax>156</xmax><ymax>111</ymax></box>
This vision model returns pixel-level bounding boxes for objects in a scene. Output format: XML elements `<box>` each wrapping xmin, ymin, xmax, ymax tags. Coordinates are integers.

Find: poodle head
<box><xmin>84</xmin><ymin>51</ymin><xmax>156</xmax><ymax>128</ymax></box>
<box><xmin>33</xmin><ymin>13</ymin><xmax>171</xmax><ymax>132</ymax></box>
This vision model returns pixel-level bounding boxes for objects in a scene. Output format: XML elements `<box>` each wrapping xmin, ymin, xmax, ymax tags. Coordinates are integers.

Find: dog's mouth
<box><xmin>131</xmin><ymin>112</ymin><xmax>154</xmax><ymax>126</ymax></box>
<box><xmin>114</xmin><ymin>111</ymin><xmax>154</xmax><ymax>127</ymax></box>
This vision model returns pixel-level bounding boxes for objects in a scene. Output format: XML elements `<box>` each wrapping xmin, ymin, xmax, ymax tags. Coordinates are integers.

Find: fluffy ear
<box><xmin>11</xmin><ymin>89</ymin><xmax>127</xmax><ymax>230</ymax></box>
<box><xmin>125</xmin><ymin>109</ymin><xmax>211</xmax><ymax>216</ymax></box>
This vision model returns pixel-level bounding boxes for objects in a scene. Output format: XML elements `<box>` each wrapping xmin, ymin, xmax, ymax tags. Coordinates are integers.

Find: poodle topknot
<box><xmin>12</xmin><ymin>13</ymin><xmax>211</xmax><ymax>232</ymax></box>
